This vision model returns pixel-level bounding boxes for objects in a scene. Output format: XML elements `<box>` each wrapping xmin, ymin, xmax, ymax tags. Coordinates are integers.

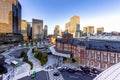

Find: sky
<box><xmin>19</xmin><ymin>0</ymin><xmax>120</xmax><ymax>34</ymax></box>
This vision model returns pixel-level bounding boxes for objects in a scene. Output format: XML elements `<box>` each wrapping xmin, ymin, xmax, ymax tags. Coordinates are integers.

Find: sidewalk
<box><xmin>44</xmin><ymin>55</ymin><xmax>58</xmax><ymax>68</ymax></box>
<box><xmin>27</xmin><ymin>47</ymin><xmax>42</xmax><ymax>70</ymax></box>
<box><xmin>49</xmin><ymin>46</ymin><xmax>70</xmax><ymax>58</ymax></box>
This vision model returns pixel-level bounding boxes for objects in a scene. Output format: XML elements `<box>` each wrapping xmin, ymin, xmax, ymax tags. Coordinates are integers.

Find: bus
<box><xmin>11</xmin><ymin>61</ymin><xmax>19</xmax><ymax>67</ymax></box>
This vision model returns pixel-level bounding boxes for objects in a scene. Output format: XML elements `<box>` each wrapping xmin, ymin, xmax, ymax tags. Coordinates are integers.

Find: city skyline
<box><xmin>19</xmin><ymin>0</ymin><xmax>120</xmax><ymax>34</ymax></box>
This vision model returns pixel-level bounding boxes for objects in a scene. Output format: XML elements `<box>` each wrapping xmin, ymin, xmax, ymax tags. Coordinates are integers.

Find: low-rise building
<box><xmin>0</xmin><ymin>33</ymin><xmax>23</xmax><ymax>42</ymax></box>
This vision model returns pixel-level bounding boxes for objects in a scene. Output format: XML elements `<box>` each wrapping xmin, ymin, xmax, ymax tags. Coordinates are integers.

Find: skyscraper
<box><xmin>83</xmin><ymin>27</ymin><xmax>87</xmax><ymax>34</ymax></box>
<box><xmin>27</xmin><ymin>22</ymin><xmax>32</xmax><ymax>39</ymax></box>
<box><xmin>83</xmin><ymin>26</ymin><xmax>94</xmax><ymax>35</ymax></box>
<box><xmin>65</xmin><ymin>16</ymin><xmax>80</xmax><ymax>37</ymax></box>
<box><xmin>32</xmin><ymin>19</ymin><xmax>43</xmax><ymax>40</ymax></box>
<box><xmin>75</xmin><ymin>24</ymin><xmax>82</xmax><ymax>37</ymax></box>
<box><xmin>54</xmin><ymin>25</ymin><xmax>60</xmax><ymax>36</ymax></box>
<box><xmin>43</xmin><ymin>25</ymin><xmax>48</xmax><ymax>39</ymax></box>
<box><xmin>21</xmin><ymin>20</ymin><xmax>27</xmax><ymax>41</ymax></box>
<box><xmin>97</xmin><ymin>27</ymin><xmax>104</xmax><ymax>34</ymax></box>
<box><xmin>65</xmin><ymin>22</ymin><xmax>70</xmax><ymax>32</ymax></box>
<box><xmin>0</xmin><ymin>0</ymin><xmax>21</xmax><ymax>34</ymax></box>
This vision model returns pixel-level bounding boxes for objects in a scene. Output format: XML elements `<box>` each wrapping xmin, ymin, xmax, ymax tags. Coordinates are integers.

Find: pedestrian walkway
<box><xmin>44</xmin><ymin>55</ymin><xmax>58</xmax><ymax>68</ymax></box>
<box><xmin>27</xmin><ymin>47</ymin><xmax>42</xmax><ymax>70</ymax></box>
<box><xmin>49</xmin><ymin>46</ymin><xmax>70</xmax><ymax>58</ymax></box>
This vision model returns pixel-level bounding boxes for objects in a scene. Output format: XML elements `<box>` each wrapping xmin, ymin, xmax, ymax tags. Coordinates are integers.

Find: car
<box><xmin>91</xmin><ymin>68</ymin><xmax>101</xmax><ymax>74</ymax></box>
<box><xmin>67</xmin><ymin>69</ymin><xmax>75</xmax><ymax>73</ymax></box>
<box><xmin>31</xmin><ymin>71</ymin><xmax>36</xmax><ymax>78</ymax></box>
<box><xmin>53</xmin><ymin>72</ymin><xmax>60</xmax><ymax>76</ymax></box>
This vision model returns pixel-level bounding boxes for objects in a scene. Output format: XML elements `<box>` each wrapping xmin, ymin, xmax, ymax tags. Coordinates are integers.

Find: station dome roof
<box><xmin>94</xmin><ymin>62</ymin><xmax>120</xmax><ymax>80</ymax></box>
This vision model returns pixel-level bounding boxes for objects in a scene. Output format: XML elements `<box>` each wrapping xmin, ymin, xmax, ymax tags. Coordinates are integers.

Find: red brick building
<box><xmin>56</xmin><ymin>33</ymin><xmax>120</xmax><ymax>70</ymax></box>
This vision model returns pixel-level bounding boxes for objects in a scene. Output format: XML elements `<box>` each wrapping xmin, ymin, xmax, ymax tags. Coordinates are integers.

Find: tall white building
<box><xmin>32</xmin><ymin>19</ymin><xmax>43</xmax><ymax>40</ymax></box>
<box><xmin>65</xmin><ymin>16</ymin><xmax>80</xmax><ymax>37</ymax></box>
<box><xmin>54</xmin><ymin>25</ymin><xmax>60</xmax><ymax>36</ymax></box>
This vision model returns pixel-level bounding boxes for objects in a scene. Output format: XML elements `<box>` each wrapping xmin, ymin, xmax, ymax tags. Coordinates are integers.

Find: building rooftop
<box><xmin>57</xmin><ymin>38</ymin><xmax>120</xmax><ymax>52</ymax></box>
<box><xmin>62</xmin><ymin>32</ymin><xmax>73</xmax><ymax>38</ymax></box>
<box><xmin>80</xmin><ymin>35</ymin><xmax>120</xmax><ymax>42</ymax></box>
<box><xmin>84</xmin><ymin>41</ymin><xmax>120</xmax><ymax>52</ymax></box>
<box><xmin>93</xmin><ymin>62</ymin><xmax>120</xmax><ymax>80</ymax></box>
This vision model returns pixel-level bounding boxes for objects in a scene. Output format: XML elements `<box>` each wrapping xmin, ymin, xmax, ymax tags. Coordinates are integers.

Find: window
<box><xmin>110</xmin><ymin>57</ymin><xmax>115</xmax><ymax>63</ymax></box>
<box><xmin>118</xmin><ymin>54</ymin><xmax>120</xmax><ymax>62</ymax></box>
<box><xmin>91</xmin><ymin>61</ymin><xmax>94</xmax><ymax>67</ymax></box>
<box><xmin>97</xmin><ymin>55</ymin><xmax>100</xmax><ymax>61</ymax></box>
<box><xmin>85</xmin><ymin>52</ymin><xmax>89</xmax><ymax>58</ymax></box>
<box><xmin>92</xmin><ymin>50</ymin><xmax>94</xmax><ymax>54</ymax></box>
<box><xmin>95</xmin><ymin>62</ymin><xmax>100</xmax><ymax>69</ymax></box>
<box><xmin>91</xmin><ymin>53</ymin><xmax>94</xmax><ymax>59</ymax></box>
<box><xmin>104</xmin><ymin>52</ymin><xmax>107</xmax><ymax>55</ymax></box>
<box><xmin>103</xmin><ymin>55</ymin><xmax>107</xmax><ymax>62</ymax></box>
<box><xmin>103</xmin><ymin>64</ymin><xmax>107</xmax><ymax>70</ymax></box>
<box><xmin>64</xmin><ymin>44</ymin><xmax>68</xmax><ymax>51</ymax></box>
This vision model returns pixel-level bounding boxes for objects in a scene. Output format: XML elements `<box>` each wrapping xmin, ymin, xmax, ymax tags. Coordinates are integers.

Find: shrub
<box><xmin>26</xmin><ymin>43</ymin><xmax>28</xmax><ymax>46</ymax></box>
<box><xmin>32</xmin><ymin>48</ymin><xmax>34</xmax><ymax>53</ymax></box>
<box><xmin>20</xmin><ymin>51</ymin><xmax>27</xmax><ymax>58</ymax></box>
<box><xmin>65</xmin><ymin>58</ymin><xmax>70</xmax><ymax>63</ymax></box>
<box><xmin>34</xmin><ymin>51</ymin><xmax>48</xmax><ymax>66</ymax></box>
<box><xmin>31</xmin><ymin>42</ymin><xmax>33</xmax><ymax>46</ymax></box>
<box><xmin>20</xmin><ymin>51</ymin><xmax>33</xmax><ymax>70</ymax></box>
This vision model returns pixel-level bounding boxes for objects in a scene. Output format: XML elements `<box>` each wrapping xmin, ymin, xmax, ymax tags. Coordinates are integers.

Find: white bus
<box><xmin>11</xmin><ymin>61</ymin><xmax>19</xmax><ymax>67</ymax></box>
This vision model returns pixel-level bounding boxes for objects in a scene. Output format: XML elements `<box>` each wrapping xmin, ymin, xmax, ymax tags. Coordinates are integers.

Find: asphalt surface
<box><xmin>9</xmin><ymin>48</ymin><xmax>29</xmax><ymax>58</ymax></box>
<box><xmin>60</xmin><ymin>70</ymin><xmax>95</xmax><ymax>80</ymax></box>
<box><xmin>18</xmin><ymin>71</ymin><xmax>48</xmax><ymax>80</ymax></box>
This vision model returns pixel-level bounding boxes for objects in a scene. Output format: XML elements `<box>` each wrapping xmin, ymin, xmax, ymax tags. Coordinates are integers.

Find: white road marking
<box><xmin>69</xmin><ymin>76</ymin><xmax>79</xmax><ymax>78</ymax></box>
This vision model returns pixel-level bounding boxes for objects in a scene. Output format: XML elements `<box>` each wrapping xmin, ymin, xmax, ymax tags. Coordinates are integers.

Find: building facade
<box><xmin>43</xmin><ymin>25</ymin><xmax>48</xmax><ymax>39</ymax></box>
<box><xmin>27</xmin><ymin>22</ymin><xmax>32</xmax><ymax>40</ymax></box>
<box><xmin>83</xmin><ymin>26</ymin><xmax>94</xmax><ymax>35</ymax></box>
<box><xmin>32</xmin><ymin>19</ymin><xmax>43</xmax><ymax>40</ymax></box>
<box><xmin>75</xmin><ymin>24</ymin><xmax>82</xmax><ymax>38</ymax></box>
<box><xmin>97</xmin><ymin>27</ymin><xmax>104</xmax><ymax>34</ymax></box>
<box><xmin>0</xmin><ymin>0</ymin><xmax>21</xmax><ymax>34</ymax></box>
<box><xmin>54</xmin><ymin>25</ymin><xmax>60</xmax><ymax>37</ymax></box>
<box><xmin>65</xmin><ymin>16</ymin><xmax>80</xmax><ymax>37</ymax></box>
<box><xmin>21</xmin><ymin>20</ymin><xmax>27</xmax><ymax>41</ymax></box>
<box><xmin>56</xmin><ymin>36</ymin><xmax>120</xmax><ymax>70</ymax></box>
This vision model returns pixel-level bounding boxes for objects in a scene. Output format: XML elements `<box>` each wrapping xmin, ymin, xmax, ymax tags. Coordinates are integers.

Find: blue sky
<box><xmin>19</xmin><ymin>0</ymin><xmax>120</xmax><ymax>34</ymax></box>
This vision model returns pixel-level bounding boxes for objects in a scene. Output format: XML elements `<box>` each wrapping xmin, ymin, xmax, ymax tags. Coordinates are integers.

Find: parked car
<box><xmin>91</xmin><ymin>68</ymin><xmax>101</xmax><ymax>74</ymax></box>
<box><xmin>67</xmin><ymin>69</ymin><xmax>75</xmax><ymax>73</ymax></box>
<box><xmin>53</xmin><ymin>72</ymin><xmax>60</xmax><ymax>76</ymax></box>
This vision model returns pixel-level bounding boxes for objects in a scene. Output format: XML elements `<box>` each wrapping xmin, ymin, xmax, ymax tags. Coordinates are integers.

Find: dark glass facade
<box><xmin>18</xmin><ymin>1</ymin><xmax>22</xmax><ymax>33</ymax></box>
<box><xmin>0</xmin><ymin>0</ymin><xmax>21</xmax><ymax>34</ymax></box>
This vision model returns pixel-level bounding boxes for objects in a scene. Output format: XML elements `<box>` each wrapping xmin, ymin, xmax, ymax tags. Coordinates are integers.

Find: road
<box><xmin>9</xmin><ymin>48</ymin><xmax>29</xmax><ymax>58</ymax></box>
<box><xmin>60</xmin><ymin>70</ymin><xmax>95</xmax><ymax>80</ymax></box>
<box><xmin>18</xmin><ymin>71</ymin><xmax>48</xmax><ymax>80</ymax></box>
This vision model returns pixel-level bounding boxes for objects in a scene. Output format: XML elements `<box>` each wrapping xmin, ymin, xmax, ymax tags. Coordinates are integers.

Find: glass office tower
<box><xmin>0</xmin><ymin>0</ymin><xmax>21</xmax><ymax>34</ymax></box>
